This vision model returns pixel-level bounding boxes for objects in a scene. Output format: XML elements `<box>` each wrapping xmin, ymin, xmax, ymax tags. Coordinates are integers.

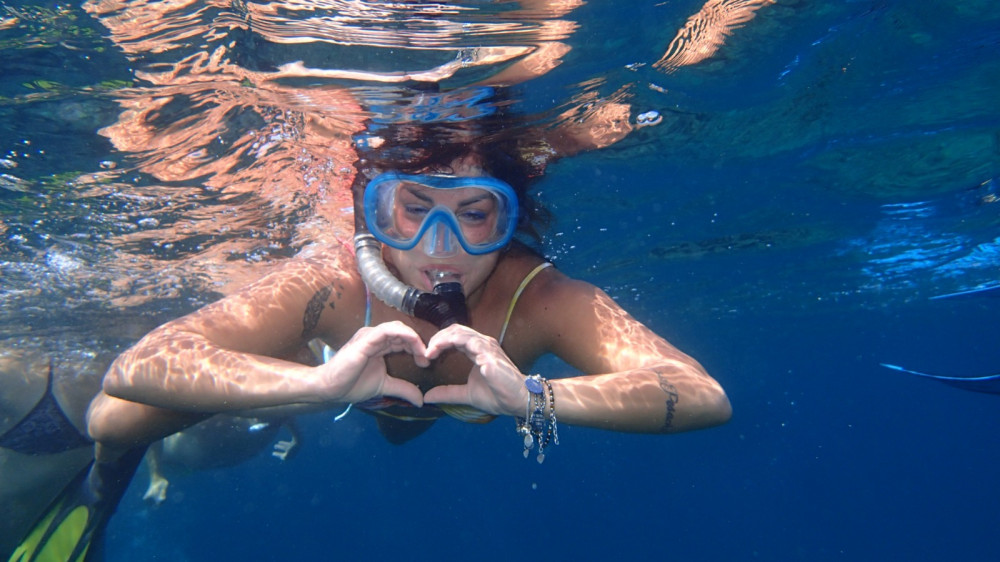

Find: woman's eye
<box><xmin>458</xmin><ymin>210</ymin><xmax>488</xmax><ymax>223</ymax></box>
<box><xmin>404</xmin><ymin>204</ymin><xmax>430</xmax><ymax>217</ymax></box>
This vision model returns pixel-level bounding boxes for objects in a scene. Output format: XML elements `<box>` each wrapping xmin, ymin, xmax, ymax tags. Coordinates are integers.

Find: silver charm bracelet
<box><xmin>515</xmin><ymin>374</ymin><xmax>559</xmax><ymax>463</ymax></box>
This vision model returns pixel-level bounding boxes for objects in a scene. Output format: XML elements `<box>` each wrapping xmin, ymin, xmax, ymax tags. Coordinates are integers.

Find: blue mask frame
<box><xmin>363</xmin><ymin>172</ymin><xmax>519</xmax><ymax>256</ymax></box>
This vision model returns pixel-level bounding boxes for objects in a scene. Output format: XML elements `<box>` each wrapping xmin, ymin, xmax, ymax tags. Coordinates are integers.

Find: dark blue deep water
<box><xmin>104</xmin><ymin>300</ymin><xmax>1000</xmax><ymax>561</ymax></box>
<box><xmin>3</xmin><ymin>0</ymin><xmax>999</xmax><ymax>560</ymax></box>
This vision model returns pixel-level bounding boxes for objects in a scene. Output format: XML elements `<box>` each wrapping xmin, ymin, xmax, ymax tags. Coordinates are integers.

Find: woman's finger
<box><xmin>425</xmin><ymin>324</ymin><xmax>488</xmax><ymax>360</ymax></box>
<box><xmin>356</xmin><ymin>322</ymin><xmax>430</xmax><ymax>365</ymax></box>
<box><xmin>380</xmin><ymin>377</ymin><xmax>425</xmax><ymax>407</ymax></box>
<box><xmin>422</xmin><ymin>383</ymin><xmax>467</xmax><ymax>405</ymax></box>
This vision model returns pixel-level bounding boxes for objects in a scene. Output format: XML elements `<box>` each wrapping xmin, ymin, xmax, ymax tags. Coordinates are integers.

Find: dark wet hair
<box><xmin>352</xmin><ymin>86</ymin><xmax>553</xmax><ymax>246</ymax></box>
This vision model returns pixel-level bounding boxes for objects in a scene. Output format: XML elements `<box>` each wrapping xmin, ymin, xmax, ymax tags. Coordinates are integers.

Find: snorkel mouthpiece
<box><xmin>414</xmin><ymin>282</ymin><xmax>469</xmax><ymax>328</ymax></box>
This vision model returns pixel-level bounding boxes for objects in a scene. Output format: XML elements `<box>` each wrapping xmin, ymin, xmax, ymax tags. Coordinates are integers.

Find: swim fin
<box><xmin>8</xmin><ymin>447</ymin><xmax>146</xmax><ymax>562</ymax></box>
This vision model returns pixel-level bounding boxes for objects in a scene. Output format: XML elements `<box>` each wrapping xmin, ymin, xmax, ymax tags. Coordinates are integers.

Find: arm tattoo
<box><xmin>302</xmin><ymin>285</ymin><xmax>333</xmax><ymax>337</ymax></box>
<box><xmin>655</xmin><ymin>371</ymin><xmax>680</xmax><ymax>432</ymax></box>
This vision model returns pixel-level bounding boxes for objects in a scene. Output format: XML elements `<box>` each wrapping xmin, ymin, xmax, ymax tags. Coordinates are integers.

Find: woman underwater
<box><xmin>86</xmin><ymin>123</ymin><xmax>732</xmax><ymax>457</ymax></box>
<box><xmin>8</xmin><ymin>109</ymin><xmax>731</xmax><ymax>561</ymax></box>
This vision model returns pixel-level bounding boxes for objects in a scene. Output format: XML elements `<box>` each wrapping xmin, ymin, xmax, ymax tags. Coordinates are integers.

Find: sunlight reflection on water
<box><xmin>1</xmin><ymin>0</ymin><xmax>998</xmax><ymax>325</ymax></box>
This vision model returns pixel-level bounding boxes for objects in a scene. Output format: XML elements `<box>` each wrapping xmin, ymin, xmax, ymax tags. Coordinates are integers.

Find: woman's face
<box><xmin>383</xmin><ymin>155</ymin><xmax>503</xmax><ymax>296</ymax></box>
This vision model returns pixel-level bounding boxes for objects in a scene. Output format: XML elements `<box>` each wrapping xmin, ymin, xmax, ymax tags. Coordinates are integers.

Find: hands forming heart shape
<box><xmin>320</xmin><ymin>322</ymin><xmax>529</xmax><ymax>418</ymax></box>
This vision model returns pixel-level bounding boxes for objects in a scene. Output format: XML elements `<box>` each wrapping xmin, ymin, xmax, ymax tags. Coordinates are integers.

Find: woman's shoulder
<box><xmin>494</xmin><ymin>246</ymin><xmax>591</xmax><ymax>321</ymax></box>
<box><xmin>497</xmin><ymin>245</ymin><xmax>611</xmax><ymax>332</ymax></box>
<box><xmin>491</xmin><ymin>248</ymin><xmax>594</xmax><ymax>360</ymax></box>
<box><xmin>495</xmin><ymin>245</ymin><xmax>553</xmax><ymax>289</ymax></box>
<box><xmin>176</xmin><ymin>242</ymin><xmax>366</xmax><ymax>343</ymax></box>
<box><xmin>498</xmin><ymin>244</ymin><xmax>593</xmax><ymax>297</ymax></box>
<box><xmin>185</xmin><ymin>243</ymin><xmax>363</xmax><ymax>326</ymax></box>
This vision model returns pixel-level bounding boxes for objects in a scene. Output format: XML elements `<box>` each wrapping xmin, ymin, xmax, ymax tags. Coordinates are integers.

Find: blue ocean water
<box><xmin>2</xmin><ymin>0</ymin><xmax>999</xmax><ymax>560</ymax></box>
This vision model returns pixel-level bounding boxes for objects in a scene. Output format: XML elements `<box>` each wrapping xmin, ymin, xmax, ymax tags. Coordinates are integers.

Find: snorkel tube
<box><xmin>352</xmin><ymin>172</ymin><xmax>469</xmax><ymax>329</ymax></box>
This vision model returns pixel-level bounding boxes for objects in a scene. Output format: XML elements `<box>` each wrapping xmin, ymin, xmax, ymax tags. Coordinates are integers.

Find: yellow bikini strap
<box><xmin>499</xmin><ymin>262</ymin><xmax>553</xmax><ymax>345</ymax></box>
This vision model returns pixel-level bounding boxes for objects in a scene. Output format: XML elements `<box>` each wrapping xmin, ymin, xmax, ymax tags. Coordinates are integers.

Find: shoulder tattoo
<box><xmin>302</xmin><ymin>284</ymin><xmax>334</xmax><ymax>337</ymax></box>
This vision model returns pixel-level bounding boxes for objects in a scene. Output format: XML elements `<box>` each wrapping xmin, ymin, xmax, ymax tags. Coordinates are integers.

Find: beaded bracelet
<box><xmin>543</xmin><ymin>378</ymin><xmax>559</xmax><ymax>450</ymax></box>
<box><xmin>515</xmin><ymin>374</ymin><xmax>559</xmax><ymax>463</ymax></box>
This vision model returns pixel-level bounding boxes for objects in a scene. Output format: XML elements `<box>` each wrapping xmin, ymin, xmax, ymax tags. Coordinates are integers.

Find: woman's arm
<box><xmin>102</xmin><ymin>257</ymin><xmax>351</xmax><ymax>412</ymax></box>
<box><xmin>424</xmin><ymin>270</ymin><xmax>730</xmax><ymax>434</ymax></box>
<box><xmin>540</xmin><ymin>278</ymin><xmax>730</xmax><ymax>433</ymax></box>
<box><xmin>90</xmin><ymin>251</ymin><xmax>426</xmax><ymax>449</ymax></box>
<box><xmin>88</xmin><ymin>257</ymin><xmax>347</xmax><ymax>449</ymax></box>
<box><xmin>547</xmin><ymin>360</ymin><xmax>730</xmax><ymax>433</ymax></box>
<box><xmin>87</xmin><ymin>392</ymin><xmax>209</xmax><ymax>450</ymax></box>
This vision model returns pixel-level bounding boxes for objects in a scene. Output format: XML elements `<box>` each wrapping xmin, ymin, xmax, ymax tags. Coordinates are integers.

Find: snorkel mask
<box><xmin>352</xmin><ymin>170</ymin><xmax>519</xmax><ymax>328</ymax></box>
<box><xmin>364</xmin><ymin>172</ymin><xmax>518</xmax><ymax>258</ymax></box>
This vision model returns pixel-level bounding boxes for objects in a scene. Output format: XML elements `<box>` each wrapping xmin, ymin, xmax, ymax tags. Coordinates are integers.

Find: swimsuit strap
<box><xmin>498</xmin><ymin>262</ymin><xmax>553</xmax><ymax>345</ymax></box>
<box><xmin>364</xmin><ymin>284</ymin><xmax>372</xmax><ymax>327</ymax></box>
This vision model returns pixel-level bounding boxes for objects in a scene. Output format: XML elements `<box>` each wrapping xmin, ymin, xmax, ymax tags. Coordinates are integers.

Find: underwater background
<box><xmin>2</xmin><ymin>1</ymin><xmax>999</xmax><ymax>560</ymax></box>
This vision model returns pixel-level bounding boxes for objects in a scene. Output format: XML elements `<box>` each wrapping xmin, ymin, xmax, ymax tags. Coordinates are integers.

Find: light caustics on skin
<box><xmin>654</xmin><ymin>0</ymin><xmax>776</xmax><ymax>73</ymax></box>
<box><xmin>552</xmin><ymin>290</ymin><xmax>728</xmax><ymax>433</ymax></box>
<box><xmin>103</xmin><ymin>254</ymin><xmax>361</xmax><ymax>415</ymax></box>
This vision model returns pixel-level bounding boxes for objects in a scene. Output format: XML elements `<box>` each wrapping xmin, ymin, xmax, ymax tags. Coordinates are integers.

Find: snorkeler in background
<box><xmin>142</xmin><ymin>415</ymin><xmax>301</xmax><ymax>505</ymax></box>
<box><xmin>0</xmin><ymin>350</ymin><xmax>103</xmax><ymax>559</ymax></box>
<box><xmin>0</xmin><ymin>346</ymin><xmax>301</xmax><ymax>561</ymax></box>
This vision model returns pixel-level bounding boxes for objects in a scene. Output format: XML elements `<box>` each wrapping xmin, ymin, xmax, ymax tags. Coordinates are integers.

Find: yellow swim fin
<box><xmin>8</xmin><ymin>447</ymin><xmax>145</xmax><ymax>562</ymax></box>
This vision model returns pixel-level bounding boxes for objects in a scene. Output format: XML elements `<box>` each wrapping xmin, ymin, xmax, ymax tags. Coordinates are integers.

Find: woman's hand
<box><xmin>423</xmin><ymin>324</ymin><xmax>530</xmax><ymax>417</ymax></box>
<box><xmin>320</xmin><ymin>321</ymin><xmax>427</xmax><ymax>406</ymax></box>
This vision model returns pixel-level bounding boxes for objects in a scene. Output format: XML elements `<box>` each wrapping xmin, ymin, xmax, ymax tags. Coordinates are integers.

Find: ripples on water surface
<box><xmin>1</xmin><ymin>1</ymin><xmax>997</xmax><ymax>328</ymax></box>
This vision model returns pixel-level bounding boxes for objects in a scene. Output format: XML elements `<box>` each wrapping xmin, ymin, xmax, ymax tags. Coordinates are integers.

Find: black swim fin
<box><xmin>8</xmin><ymin>447</ymin><xmax>146</xmax><ymax>562</ymax></box>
